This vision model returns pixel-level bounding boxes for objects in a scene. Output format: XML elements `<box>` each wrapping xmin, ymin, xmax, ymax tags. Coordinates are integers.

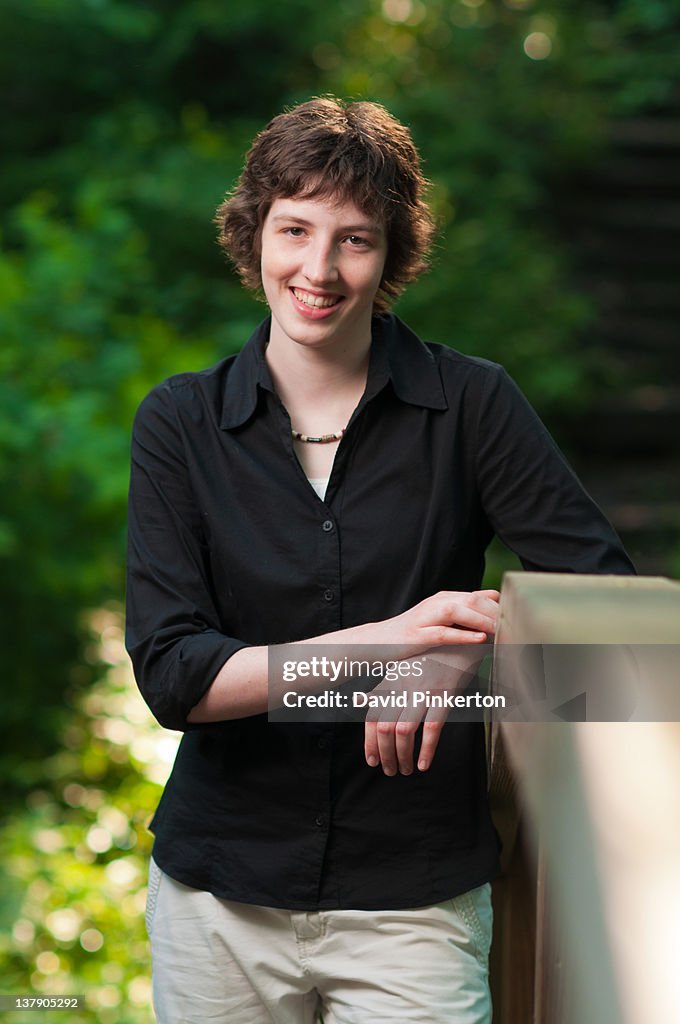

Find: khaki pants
<box><xmin>146</xmin><ymin>859</ymin><xmax>492</xmax><ymax>1023</ymax></box>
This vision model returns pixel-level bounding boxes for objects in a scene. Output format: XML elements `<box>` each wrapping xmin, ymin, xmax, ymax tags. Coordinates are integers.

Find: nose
<box><xmin>302</xmin><ymin>238</ymin><xmax>338</xmax><ymax>285</ymax></box>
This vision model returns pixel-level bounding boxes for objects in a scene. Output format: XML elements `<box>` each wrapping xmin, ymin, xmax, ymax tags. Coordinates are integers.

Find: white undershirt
<box><xmin>308</xmin><ymin>477</ymin><xmax>330</xmax><ymax>501</ymax></box>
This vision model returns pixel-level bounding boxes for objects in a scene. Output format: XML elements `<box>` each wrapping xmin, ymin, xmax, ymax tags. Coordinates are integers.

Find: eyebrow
<box><xmin>270</xmin><ymin>214</ymin><xmax>383</xmax><ymax>234</ymax></box>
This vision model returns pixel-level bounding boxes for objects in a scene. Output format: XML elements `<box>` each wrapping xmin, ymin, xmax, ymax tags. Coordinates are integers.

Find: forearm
<box><xmin>187</xmin><ymin>590</ymin><xmax>498</xmax><ymax>724</ymax></box>
<box><xmin>187</xmin><ymin>619</ymin><xmax>380</xmax><ymax>723</ymax></box>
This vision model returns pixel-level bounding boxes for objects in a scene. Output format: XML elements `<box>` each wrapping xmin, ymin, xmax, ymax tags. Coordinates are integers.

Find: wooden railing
<box><xmin>489</xmin><ymin>572</ymin><xmax>680</xmax><ymax>1024</ymax></box>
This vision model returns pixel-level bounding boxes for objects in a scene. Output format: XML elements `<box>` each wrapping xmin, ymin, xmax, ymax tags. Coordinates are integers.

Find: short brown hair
<box><xmin>216</xmin><ymin>97</ymin><xmax>436</xmax><ymax>313</ymax></box>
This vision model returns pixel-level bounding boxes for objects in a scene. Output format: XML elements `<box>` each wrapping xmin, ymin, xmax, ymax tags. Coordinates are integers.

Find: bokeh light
<box><xmin>523</xmin><ymin>31</ymin><xmax>552</xmax><ymax>60</ymax></box>
<box><xmin>80</xmin><ymin>928</ymin><xmax>105</xmax><ymax>953</ymax></box>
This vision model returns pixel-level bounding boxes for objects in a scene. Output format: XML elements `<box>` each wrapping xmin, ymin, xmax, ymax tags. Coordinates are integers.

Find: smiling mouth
<box><xmin>291</xmin><ymin>288</ymin><xmax>343</xmax><ymax>309</ymax></box>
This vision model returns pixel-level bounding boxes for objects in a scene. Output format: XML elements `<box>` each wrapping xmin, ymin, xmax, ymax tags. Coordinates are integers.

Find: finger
<box><xmin>376</xmin><ymin>720</ymin><xmax>399</xmax><ymax>776</ymax></box>
<box><xmin>425</xmin><ymin>626</ymin><xmax>490</xmax><ymax>648</ymax></box>
<box><xmin>432</xmin><ymin>589</ymin><xmax>498</xmax><ymax>613</ymax></box>
<box><xmin>437</xmin><ymin>590</ymin><xmax>500</xmax><ymax>627</ymax></box>
<box><xmin>364</xmin><ymin>717</ymin><xmax>380</xmax><ymax>768</ymax></box>
<box><xmin>417</xmin><ymin>709</ymin><xmax>448</xmax><ymax>772</ymax></box>
<box><xmin>394</xmin><ymin>716</ymin><xmax>420</xmax><ymax>775</ymax></box>
<box><xmin>439</xmin><ymin>601</ymin><xmax>498</xmax><ymax>634</ymax></box>
<box><xmin>472</xmin><ymin>593</ymin><xmax>501</xmax><ymax>632</ymax></box>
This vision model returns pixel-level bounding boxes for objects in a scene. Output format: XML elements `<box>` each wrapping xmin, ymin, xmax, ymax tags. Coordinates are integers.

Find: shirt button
<box><xmin>323</xmin><ymin>589</ymin><xmax>335</xmax><ymax>603</ymax></box>
<box><xmin>314</xmin><ymin>815</ymin><xmax>325</xmax><ymax>828</ymax></box>
<box><xmin>322</xmin><ymin>520</ymin><xmax>334</xmax><ymax>532</ymax></box>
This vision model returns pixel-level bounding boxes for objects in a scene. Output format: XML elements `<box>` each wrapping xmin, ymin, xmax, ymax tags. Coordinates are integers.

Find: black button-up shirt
<box><xmin>126</xmin><ymin>314</ymin><xmax>634</xmax><ymax>910</ymax></box>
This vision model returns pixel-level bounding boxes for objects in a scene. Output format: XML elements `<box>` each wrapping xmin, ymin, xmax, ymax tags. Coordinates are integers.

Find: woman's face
<box><xmin>260</xmin><ymin>193</ymin><xmax>387</xmax><ymax>356</ymax></box>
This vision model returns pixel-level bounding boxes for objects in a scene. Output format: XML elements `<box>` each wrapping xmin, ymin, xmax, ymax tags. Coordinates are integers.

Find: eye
<box><xmin>345</xmin><ymin>234</ymin><xmax>370</xmax><ymax>248</ymax></box>
<box><xmin>283</xmin><ymin>226</ymin><xmax>306</xmax><ymax>237</ymax></box>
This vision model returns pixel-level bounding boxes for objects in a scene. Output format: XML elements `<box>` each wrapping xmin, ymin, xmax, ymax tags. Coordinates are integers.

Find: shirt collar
<box><xmin>377</xmin><ymin>314</ymin><xmax>448</xmax><ymax>411</ymax></box>
<box><xmin>218</xmin><ymin>318</ymin><xmax>274</xmax><ymax>430</ymax></box>
<box><xmin>219</xmin><ymin>313</ymin><xmax>447</xmax><ymax>431</ymax></box>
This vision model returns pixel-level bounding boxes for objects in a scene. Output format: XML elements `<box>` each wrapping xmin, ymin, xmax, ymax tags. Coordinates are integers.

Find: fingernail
<box><xmin>418</xmin><ymin>760</ymin><xmax>428</xmax><ymax>771</ymax></box>
<box><xmin>367</xmin><ymin>756</ymin><xmax>378</xmax><ymax>767</ymax></box>
<box><xmin>383</xmin><ymin>767</ymin><xmax>396</xmax><ymax>777</ymax></box>
<box><xmin>400</xmin><ymin>767</ymin><xmax>413</xmax><ymax>776</ymax></box>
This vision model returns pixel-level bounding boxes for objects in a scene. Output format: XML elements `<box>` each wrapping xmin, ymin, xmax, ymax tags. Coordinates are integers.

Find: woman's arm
<box><xmin>187</xmin><ymin>589</ymin><xmax>500</xmax><ymax>722</ymax></box>
<box><xmin>126</xmin><ymin>383</ymin><xmax>251</xmax><ymax>731</ymax></box>
<box><xmin>470</xmin><ymin>363</ymin><xmax>635</xmax><ymax>575</ymax></box>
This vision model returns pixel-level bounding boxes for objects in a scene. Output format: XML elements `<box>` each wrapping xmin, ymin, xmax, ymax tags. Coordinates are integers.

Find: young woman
<box><xmin>126</xmin><ymin>97</ymin><xmax>633</xmax><ymax>1023</ymax></box>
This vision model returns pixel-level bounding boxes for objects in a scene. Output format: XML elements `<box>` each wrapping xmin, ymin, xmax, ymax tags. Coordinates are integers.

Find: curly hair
<box><xmin>215</xmin><ymin>97</ymin><xmax>436</xmax><ymax>313</ymax></box>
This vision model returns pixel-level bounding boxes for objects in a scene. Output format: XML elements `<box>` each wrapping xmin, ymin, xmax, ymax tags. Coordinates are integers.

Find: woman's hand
<box><xmin>372</xmin><ymin>589</ymin><xmax>500</xmax><ymax>659</ymax></box>
<box><xmin>364</xmin><ymin>590</ymin><xmax>500</xmax><ymax>775</ymax></box>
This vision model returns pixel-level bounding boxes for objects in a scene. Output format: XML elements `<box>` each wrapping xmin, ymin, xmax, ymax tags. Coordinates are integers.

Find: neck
<box><xmin>265</xmin><ymin>324</ymin><xmax>372</xmax><ymax>413</ymax></box>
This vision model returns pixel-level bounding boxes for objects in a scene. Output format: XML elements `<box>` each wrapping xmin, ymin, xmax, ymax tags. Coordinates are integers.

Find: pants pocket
<box><xmin>449</xmin><ymin>883</ymin><xmax>493</xmax><ymax>965</ymax></box>
<box><xmin>145</xmin><ymin>857</ymin><xmax>163</xmax><ymax>936</ymax></box>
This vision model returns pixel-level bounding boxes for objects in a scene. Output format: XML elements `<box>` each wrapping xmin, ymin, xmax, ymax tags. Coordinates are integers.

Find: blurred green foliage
<box><xmin>0</xmin><ymin>607</ymin><xmax>174</xmax><ymax>1021</ymax></box>
<box><xmin>1</xmin><ymin>0</ymin><xmax>679</xmax><ymax>1013</ymax></box>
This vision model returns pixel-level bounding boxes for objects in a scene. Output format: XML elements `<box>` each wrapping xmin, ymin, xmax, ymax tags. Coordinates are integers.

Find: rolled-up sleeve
<box><xmin>471</xmin><ymin>364</ymin><xmax>635</xmax><ymax>575</ymax></box>
<box><xmin>125</xmin><ymin>384</ymin><xmax>249</xmax><ymax>730</ymax></box>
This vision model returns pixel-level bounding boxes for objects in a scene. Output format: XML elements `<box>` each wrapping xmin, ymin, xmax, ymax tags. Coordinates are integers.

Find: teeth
<box><xmin>293</xmin><ymin>289</ymin><xmax>339</xmax><ymax>309</ymax></box>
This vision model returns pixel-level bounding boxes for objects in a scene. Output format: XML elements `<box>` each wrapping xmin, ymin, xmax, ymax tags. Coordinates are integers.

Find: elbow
<box><xmin>126</xmin><ymin>627</ymin><xmax>245</xmax><ymax>730</ymax></box>
<box><xmin>147</xmin><ymin>700</ymin><xmax>190</xmax><ymax>733</ymax></box>
<box><xmin>136</xmin><ymin>675</ymin><xmax>192</xmax><ymax>733</ymax></box>
<box><xmin>127</xmin><ymin>643</ymin><xmax>193</xmax><ymax>732</ymax></box>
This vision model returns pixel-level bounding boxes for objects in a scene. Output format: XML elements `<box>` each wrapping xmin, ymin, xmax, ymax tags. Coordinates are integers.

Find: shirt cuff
<box><xmin>133</xmin><ymin>630</ymin><xmax>251</xmax><ymax>732</ymax></box>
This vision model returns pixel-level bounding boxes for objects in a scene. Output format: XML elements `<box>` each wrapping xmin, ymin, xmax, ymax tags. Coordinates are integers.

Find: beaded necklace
<box><xmin>291</xmin><ymin>428</ymin><xmax>345</xmax><ymax>444</ymax></box>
